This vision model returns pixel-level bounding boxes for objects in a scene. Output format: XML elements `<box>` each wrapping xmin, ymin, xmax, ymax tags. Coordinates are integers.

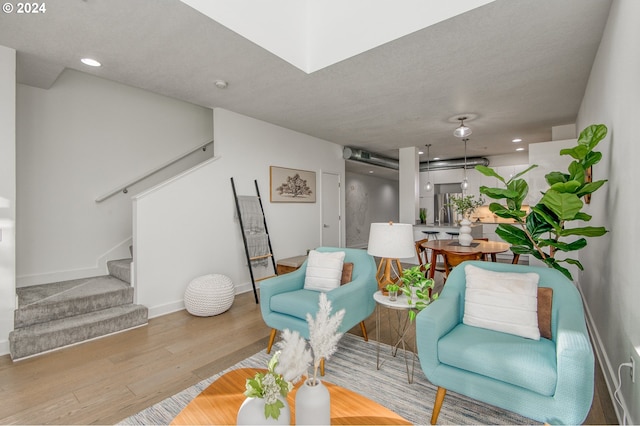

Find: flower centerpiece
<box><xmin>447</xmin><ymin>194</ymin><xmax>485</xmax><ymax>220</ymax></box>
<box><xmin>241</xmin><ymin>352</ymin><xmax>294</xmax><ymax>422</ymax></box>
<box><xmin>238</xmin><ymin>293</ymin><xmax>344</xmax><ymax>425</ymax></box>
<box><xmin>446</xmin><ymin>194</ymin><xmax>485</xmax><ymax>245</ymax></box>
<box><xmin>275</xmin><ymin>292</ymin><xmax>345</xmax><ymax>425</ymax></box>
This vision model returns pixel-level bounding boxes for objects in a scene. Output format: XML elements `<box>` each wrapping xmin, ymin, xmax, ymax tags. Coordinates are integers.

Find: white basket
<box><xmin>184</xmin><ymin>274</ymin><xmax>235</xmax><ymax>316</ymax></box>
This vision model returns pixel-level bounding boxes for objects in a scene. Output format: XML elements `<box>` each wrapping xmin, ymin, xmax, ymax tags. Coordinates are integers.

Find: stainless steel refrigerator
<box><xmin>434</xmin><ymin>184</ymin><xmax>462</xmax><ymax>225</ymax></box>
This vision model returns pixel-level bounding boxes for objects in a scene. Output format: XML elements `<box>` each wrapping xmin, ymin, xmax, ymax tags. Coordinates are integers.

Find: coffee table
<box><xmin>171</xmin><ymin>367</ymin><xmax>411</xmax><ymax>425</ymax></box>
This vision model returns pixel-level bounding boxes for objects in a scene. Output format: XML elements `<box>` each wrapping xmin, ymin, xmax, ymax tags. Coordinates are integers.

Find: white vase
<box><xmin>458</xmin><ymin>218</ymin><xmax>473</xmax><ymax>246</ymax></box>
<box><xmin>237</xmin><ymin>396</ymin><xmax>291</xmax><ymax>425</ymax></box>
<box><xmin>295</xmin><ymin>378</ymin><xmax>330</xmax><ymax>425</ymax></box>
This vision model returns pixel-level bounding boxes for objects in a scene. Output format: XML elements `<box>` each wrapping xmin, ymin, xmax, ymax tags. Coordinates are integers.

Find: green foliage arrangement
<box><xmin>400</xmin><ymin>265</ymin><xmax>438</xmax><ymax>321</ymax></box>
<box><xmin>385</xmin><ymin>283</ymin><xmax>400</xmax><ymax>293</ymax></box>
<box><xmin>475</xmin><ymin>124</ymin><xmax>609</xmax><ymax>280</ymax></box>
<box><xmin>446</xmin><ymin>194</ymin><xmax>485</xmax><ymax>219</ymax></box>
<box><xmin>419</xmin><ymin>208</ymin><xmax>427</xmax><ymax>223</ymax></box>
<box><xmin>244</xmin><ymin>352</ymin><xmax>292</xmax><ymax>420</ymax></box>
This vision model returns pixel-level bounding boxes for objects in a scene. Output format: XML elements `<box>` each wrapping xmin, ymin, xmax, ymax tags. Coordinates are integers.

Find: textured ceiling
<box><xmin>0</xmin><ymin>0</ymin><xmax>612</xmax><ymax>175</ymax></box>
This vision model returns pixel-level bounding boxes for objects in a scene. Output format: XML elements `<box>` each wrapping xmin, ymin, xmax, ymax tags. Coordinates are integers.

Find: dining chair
<box><xmin>442</xmin><ymin>249</ymin><xmax>483</xmax><ymax>282</ymax></box>
<box><xmin>415</xmin><ymin>238</ymin><xmax>430</xmax><ymax>273</ymax></box>
<box><xmin>416</xmin><ymin>238</ymin><xmax>446</xmax><ymax>277</ymax></box>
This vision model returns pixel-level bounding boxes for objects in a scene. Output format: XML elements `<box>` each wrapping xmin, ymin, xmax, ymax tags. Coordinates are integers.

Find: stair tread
<box><xmin>107</xmin><ymin>258</ymin><xmax>132</xmax><ymax>284</ymax></box>
<box><xmin>17</xmin><ymin>275</ymin><xmax>130</xmax><ymax>307</ymax></box>
<box><xmin>11</xmin><ymin>304</ymin><xmax>147</xmax><ymax>336</ymax></box>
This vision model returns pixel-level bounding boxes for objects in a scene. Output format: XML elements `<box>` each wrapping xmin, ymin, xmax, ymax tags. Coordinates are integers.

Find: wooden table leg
<box><xmin>429</xmin><ymin>250</ymin><xmax>438</xmax><ymax>279</ymax></box>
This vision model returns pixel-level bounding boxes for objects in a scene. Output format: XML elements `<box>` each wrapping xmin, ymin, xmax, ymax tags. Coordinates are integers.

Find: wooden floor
<box><xmin>0</xmin><ymin>288</ymin><xmax>618</xmax><ymax>425</ymax></box>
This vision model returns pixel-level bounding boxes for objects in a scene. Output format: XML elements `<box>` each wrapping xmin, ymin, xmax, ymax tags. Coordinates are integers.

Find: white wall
<box><xmin>0</xmin><ymin>46</ymin><xmax>16</xmax><ymax>355</ymax></box>
<box><xmin>133</xmin><ymin>108</ymin><xmax>345</xmax><ymax>317</ymax></box>
<box><xmin>16</xmin><ymin>69</ymin><xmax>213</xmax><ymax>286</ymax></box>
<box><xmin>345</xmin><ymin>172</ymin><xmax>399</xmax><ymax>248</ymax></box>
<box><xmin>575</xmin><ymin>0</ymin><xmax>640</xmax><ymax>423</ymax></box>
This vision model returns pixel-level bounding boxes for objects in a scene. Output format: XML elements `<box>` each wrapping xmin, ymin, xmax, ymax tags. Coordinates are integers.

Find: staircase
<box><xmin>9</xmin><ymin>259</ymin><xmax>148</xmax><ymax>360</ymax></box>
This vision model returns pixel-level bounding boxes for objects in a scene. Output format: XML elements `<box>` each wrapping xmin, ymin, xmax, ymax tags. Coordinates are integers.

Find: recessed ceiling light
<box><xmin>433</xmin><ymin>157</ymin><xmax>440</xmax><ymax>160</ymax></box>
<box><xmin>214</xmin><ymin>80</ymin><xmax>229</xmax><ymax>89</ymax></box>
<box><xmin>512</xmin><ymin>138</ymin><xmax>522</xmax><ymax>143</ymax></box>
<box><xmin>516</xmin><ymin>147</ymin><xmax>525</xmax><ymax>151</ymax></box>
<box><xmin>369</xmin><ymin>170</ymin><xmax>374</xmax><ymax>174</ymax></box>
<box><xmin>418</xmin><ymin>150</ymin><xmax>424</xmax><ymax>155</ymax></box>
<box><xmin>80</xmin><ymin>58</ymin><xmax>101</xmax><ymax>67</ymax></box>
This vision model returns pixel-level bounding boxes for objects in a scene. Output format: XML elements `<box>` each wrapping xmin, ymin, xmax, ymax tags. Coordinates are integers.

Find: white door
<box><xmin>321</xmin><ymin>172</ymin><xmax>341</xmax><ymax>247</ymax></box>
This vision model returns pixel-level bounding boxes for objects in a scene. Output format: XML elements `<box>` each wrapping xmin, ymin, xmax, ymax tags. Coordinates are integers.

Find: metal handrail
<box><xmin>95</xmin><ymin>140</ymin><xmax>213</xmax><ymax>202</ymax></box>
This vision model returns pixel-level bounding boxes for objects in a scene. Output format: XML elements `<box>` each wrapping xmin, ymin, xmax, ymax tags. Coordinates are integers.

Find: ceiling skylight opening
<box><xmin>512</xmin><ymin>138</ymin><xmax>522</xmax><ymax>143</ymax></box>
<box><xmin>81</xmin><ymin>58</ymin><xmax>102</xmax><ymax>67</ymax></box>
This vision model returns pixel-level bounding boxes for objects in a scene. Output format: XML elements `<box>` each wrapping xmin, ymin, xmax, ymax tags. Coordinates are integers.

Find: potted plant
<box><xmin>400</xmin><ymin>265</ymin><xmax>438</xmax><ymax>321</ymax></box>
<box><xmin>446</xmin><ymin>194</ymin><xmax>484</xmax><ymax>245</ymax></box>
<box><xmin>475</xmin><ymin>124</ymin><xmax>608</xmax><ymax>280</ymax></box>
<box><xmin>419</xmin><ymin>208</ymin><xmax>427</xmax><ymax>224</ymax></box>
<box><xmin>446</xmin><ymin>194</ymin><xmax>485</xmax><ymax>221</ymax></box>
<box><xmin>385</xmin><ymin>283</ymin><xmax>400</xmax><ymax>301</ymax></box>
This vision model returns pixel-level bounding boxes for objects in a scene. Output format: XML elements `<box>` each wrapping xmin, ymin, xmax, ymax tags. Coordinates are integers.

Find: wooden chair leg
<box><xmin>431</xmin><ymin>387</ymin><xmax>447</xmax><ymax>425</ymax></box>
<box><xmin>360</xmin><ymin>321</ymin><xmax>368</xmax><ymax>342</ymax></box>
<box><xmin>320</xmin><ymin>358</ymin><xmax>325</xmax><ymax>376</ymax></box>
<box><xmin>266</xmin><ymin>329</ymin><xmax>277</xmax><ymax>354</ymax></box>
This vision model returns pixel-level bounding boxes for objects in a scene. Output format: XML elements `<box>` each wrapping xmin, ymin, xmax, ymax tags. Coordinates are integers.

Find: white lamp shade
<box><xmin>367</xmin><ymin>222</ymin><xmax>415</xmax><ymax>259</ymax></box>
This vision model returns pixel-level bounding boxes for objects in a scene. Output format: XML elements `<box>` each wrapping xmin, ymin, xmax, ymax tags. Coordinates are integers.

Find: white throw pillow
<box><xmin>303</xmin><ymin>250</ymin><xmax>346</xmax><ymax>292</ymax></box>
<box><xmin>463</xmin><ymin>264</ymin><xmax>541</xmax><ymax>340</ymax></box>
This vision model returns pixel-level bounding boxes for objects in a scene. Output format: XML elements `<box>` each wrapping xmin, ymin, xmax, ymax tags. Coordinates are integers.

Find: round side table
<box><xmin>373</xmin><ymin>290</ymin><xmax>417</xmax><ymax>383</ymax></box>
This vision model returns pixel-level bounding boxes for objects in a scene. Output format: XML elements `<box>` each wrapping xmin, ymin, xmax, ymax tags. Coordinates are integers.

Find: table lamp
<box><xmin>367</xmin><ymin>222</ymin><xmax>415</xmax><ymax>292</ymax></box>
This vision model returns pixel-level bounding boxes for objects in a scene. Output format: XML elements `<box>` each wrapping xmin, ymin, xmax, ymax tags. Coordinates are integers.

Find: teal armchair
<box><xmin>416</xmin><ymin>261</ymin><xmax>594</xmax><ymax>425</ymax></box>
<box><xmin>260</xmin><ymin>247</ymin><xmax>378</xmax><ymax>373</ymax></box>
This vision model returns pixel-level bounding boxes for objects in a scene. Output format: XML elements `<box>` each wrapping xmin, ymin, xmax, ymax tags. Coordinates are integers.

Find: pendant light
<box><xmin>454</xmin><ymin>117</ymin><xmax>472</xmax><ymax>138</ymax></box>
<box><xmin>461</xmin><ymin>138</ymin><xmax>469</xmax><ymax>191</ymax></box>
<box><xmin>424</xmin><ymin>144</ymin><xmax>433</xmax><ymax>192</ymax></box>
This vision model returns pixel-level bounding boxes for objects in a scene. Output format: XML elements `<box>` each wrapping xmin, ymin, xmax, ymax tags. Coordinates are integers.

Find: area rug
<box><xmin>118</xmin><ymin>333</ymin><xmax>535</xmax><ymax>425</ymax></box>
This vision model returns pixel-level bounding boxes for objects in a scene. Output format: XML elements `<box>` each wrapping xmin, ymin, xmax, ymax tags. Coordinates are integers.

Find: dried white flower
<box><xmin>275</xmin><ymin>329</ymin><xmax>312</xmax><ymax>383</ymax></box>
<box><xmin>306</xmin><ymin>292</ymin><xmax>345</xmax><ymax>381</ymax></box>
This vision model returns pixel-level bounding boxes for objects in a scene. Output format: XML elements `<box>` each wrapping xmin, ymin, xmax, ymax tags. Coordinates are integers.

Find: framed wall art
<box><xmin>270</xmin><ymin>166</ymin><xmax>316</xmax><ymax>203</ymax></box>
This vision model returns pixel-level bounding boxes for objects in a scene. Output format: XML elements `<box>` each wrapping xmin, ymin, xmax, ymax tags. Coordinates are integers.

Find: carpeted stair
<box><xmin>9</xmin><ymin>259</ymin><xmax>147</xmax><ymax>360</ymax></box>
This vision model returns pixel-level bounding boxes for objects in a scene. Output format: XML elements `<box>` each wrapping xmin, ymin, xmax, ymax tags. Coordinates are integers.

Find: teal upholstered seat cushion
<box><xmin>439</xmin><ymin>323</ymin><xmax>557</xmax><ymax>396</ymax></box>
<box><xmin>270</xmin><ymin>289</ymin><xmax>322</xmax><ymax>321</ymax></box>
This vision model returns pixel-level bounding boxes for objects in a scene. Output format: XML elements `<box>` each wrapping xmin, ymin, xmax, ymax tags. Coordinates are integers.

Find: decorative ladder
<box><xmin>230</xmin><ymin>178</ymin><xmax>278</xmax><ymax>304</ymax></box>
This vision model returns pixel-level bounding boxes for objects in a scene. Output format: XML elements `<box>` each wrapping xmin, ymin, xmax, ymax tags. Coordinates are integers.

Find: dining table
<box><xmin>421</xmin><ymin>239</ymin><xmax>511</xmax><ymax>279</ymax></box>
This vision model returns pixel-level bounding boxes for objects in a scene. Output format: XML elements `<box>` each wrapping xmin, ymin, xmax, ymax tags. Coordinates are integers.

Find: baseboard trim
<box><xmin>148</xmin><ymin>300</ymin><xmax>185</xmax><ymax>319</ymax></box>
<box><xmin>576</xmin><ymin>282</ymin><xmax>625</xmax><ymax>425</ymax></box>
<box><xmin>147</xmin><ymin>281</ymin><xmax>256</xmax><ymax>319</ymax></box>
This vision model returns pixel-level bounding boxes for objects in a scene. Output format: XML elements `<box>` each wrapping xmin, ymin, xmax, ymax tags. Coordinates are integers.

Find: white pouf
<box><xmin>184</xmin><ymin>274</ymin><xmax>235</xmax><ymax>316</ymax></box>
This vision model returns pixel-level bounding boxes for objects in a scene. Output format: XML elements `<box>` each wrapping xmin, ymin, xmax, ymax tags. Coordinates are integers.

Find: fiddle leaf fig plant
<box><xmin>475</xmin><ymin>124</ymin><xmax>608</xmax><ymax>280</ymax></box>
